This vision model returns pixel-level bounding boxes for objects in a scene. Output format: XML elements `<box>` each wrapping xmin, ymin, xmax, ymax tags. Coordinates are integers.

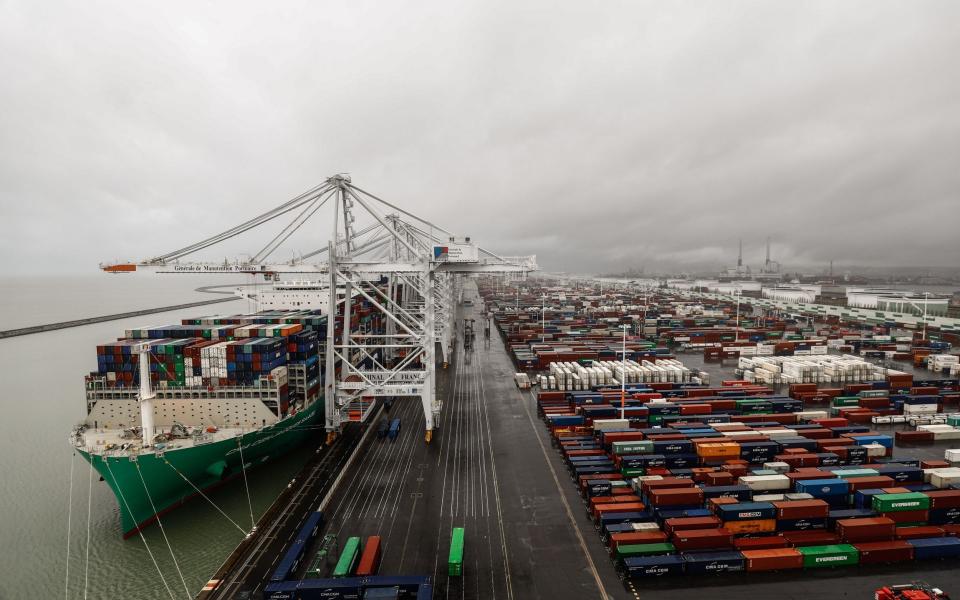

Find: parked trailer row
<box><xmin>263</xmin><ymin>575</ymin><xmax>432</xmax><ymax>600</ymax></box>
<box><xmin>270</xmin><ymin>511</ymin><xmax>324</xmax><ymax>583</ymax></box>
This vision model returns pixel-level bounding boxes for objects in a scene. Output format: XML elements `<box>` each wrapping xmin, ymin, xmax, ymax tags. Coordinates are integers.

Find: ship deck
<box><xmin>77</xmin><ymin>426</ymin><xmax>244</xmax><ymax>457</ymax></box>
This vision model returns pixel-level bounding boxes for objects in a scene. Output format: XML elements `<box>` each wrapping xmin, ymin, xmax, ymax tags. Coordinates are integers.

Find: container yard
<box><xmin>210</xmin><ymin>274</ymin><xmax>960</xmax><ymax>600</ymax></box>
<box><xmin>471</xmin><ymin>277</ymin><xmax>960</xmax><ymax>599</ymax></box>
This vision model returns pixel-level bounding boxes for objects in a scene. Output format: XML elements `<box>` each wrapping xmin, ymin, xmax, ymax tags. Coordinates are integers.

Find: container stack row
<box><xmin>539</xmin><ymin>385</ymin><xmax>960</xmax><ymax>579</ymax></box>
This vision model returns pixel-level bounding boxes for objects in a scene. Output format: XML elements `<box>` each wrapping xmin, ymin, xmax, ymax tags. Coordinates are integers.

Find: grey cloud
<box><xmin>0</xmin><ymin>0</ymin><xmax>957</xmax><ymax>275</ymax></box>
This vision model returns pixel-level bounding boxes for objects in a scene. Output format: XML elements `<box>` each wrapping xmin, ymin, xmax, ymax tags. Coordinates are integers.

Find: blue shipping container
<box><xmin>681</xmin><ymin>551</ymin><xmax>746</xmax><ymax>574</ymax></box>
<box><xmin>623</xmin><ymin>555</ymin><xmax>685</xmax><ymax>577</ymax></box>
<box><xmin>776</xmin><ymin>518</ymin><xmax>827</xmax><ymax>531</ymax></box>
<box><xmin>909</xmin><ymin>537</ymin><xmax>960</xmax><ymax>560</ymax></box>
<box><xmin>795</xmin><ymin>478</ymin><xmax>850</xmax><ymax>496</ymax></box>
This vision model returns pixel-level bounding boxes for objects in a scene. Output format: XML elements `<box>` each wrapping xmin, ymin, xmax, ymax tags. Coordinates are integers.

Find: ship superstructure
<box><xmin>235</xmin><ymin>280</ymin><xmax>330</xmax><ymax>312</ymax></box>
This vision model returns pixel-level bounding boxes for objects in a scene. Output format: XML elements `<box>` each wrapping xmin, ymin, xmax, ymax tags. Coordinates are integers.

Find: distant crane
<box><xmin>100</xmin><ymin>175</ymin><xmax>537</xmax><ymax>443</ymax></box>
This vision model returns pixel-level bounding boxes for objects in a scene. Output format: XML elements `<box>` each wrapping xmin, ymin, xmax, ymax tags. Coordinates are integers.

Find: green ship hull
<box><xmin>78</xmin><ymin>399</ymin><xmax>323</xmax><ymax>538</ymax></box>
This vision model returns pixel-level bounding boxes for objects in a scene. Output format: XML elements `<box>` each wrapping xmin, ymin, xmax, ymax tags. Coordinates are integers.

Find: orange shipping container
<box><xmin>696</xmin><ymin>442</ymin><xmax>741</xmax><ymax>458</ymax></box>
<box><xmin>722</xmin><ymin>519</ymin><xmax>777</xmax><ymax>534</ymax></box>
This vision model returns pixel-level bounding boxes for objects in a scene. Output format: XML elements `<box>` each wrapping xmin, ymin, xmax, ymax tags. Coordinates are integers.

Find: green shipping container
<box><xmin>948</xmin><ymin>415</ymin><xmax>960</xmax><ymax>427</ymax></box>
<box><xmin>834</xmin><ymin>469</ymin><xmax>879</xmax><ymax>479</ymax></box>
<box><xmin>621</xmin><ymin>468</ymin><xmax>644</xmax><ymax>477</ymax></box>
<box><xmin>448</xmin><ymin>527</ymin><xmax>465</xmax><ymax>577</ymax></box>
<box><xmin>615</xmin><ymin>543</ymin><xmax>676</xmax><ymax>560</ymax></box>
<box><xmin>832</xmin><ymin>396</ymin><xmax>861</xmax><ymax>407</ymax></box>
<box><xmin>872</xmin><ymin>492</ymin><xmax>931</xmax><ymax>512</ymax></box>
<box><xmin>332</xmin><ymin>536</ymin><xmax>362</xmax><ymax>578</ymax></box>
<box><xmin>612</xmin><ymin>441</ymin><xmax>653</xmax><ymax>455</ymax></box>
<box><xmin>798</xmin><ymin>544</ymin><xmax>859</xmax><ymax>568</ymax></box>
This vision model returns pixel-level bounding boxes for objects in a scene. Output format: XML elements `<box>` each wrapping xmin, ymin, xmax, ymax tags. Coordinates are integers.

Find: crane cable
<box><xmin>252</xmin><ymin>187</ymin><xmax>337</xmax><ymax>264</ymax></box>
<box><xmin>155</xmin><ymin>182</ymin><xmax>331</xmax><ymax>261</ymax></box>
<box><xmin>237</xmin><ymin>437</ymin><xmax>256</xmax><ymax>531</ymax></box>
<box><xmin>160</xmin><ymin>458</ymin><xmax>247</xmax><ymax>535</ymax></box>
<box><xmin>141</xmin><ymin>353</ymin><xmax>250</xmax><ymax>536</ymax></box>
<box><xmin>104</xmin><ymin>458</ymin><xmax>176</xmax><ymax>600</ymax></box>
<box><xmin>83</xmin><ymin>458</ymin><xmax>94</xmax><ymax>600</ymax></box>
<box><xmin>64</xmin><ymin>451</ymin><xmax>76</xmax><ymax>600</ymax></box>
<box><xmin>154</xmin><ymin>182</ymin><xmax>333</xmax><ymax>262</ymax></box>
<box><xmin>135</xmin><ymin>463</ymin><xmax>192</xmax><ymax>599</ymax></box>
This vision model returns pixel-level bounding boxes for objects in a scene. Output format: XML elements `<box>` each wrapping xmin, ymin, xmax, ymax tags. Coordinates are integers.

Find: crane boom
<box><xmin>100</xmin><ymin>174</ymin><xmax>538</xmax><ymax>444</ymax></box>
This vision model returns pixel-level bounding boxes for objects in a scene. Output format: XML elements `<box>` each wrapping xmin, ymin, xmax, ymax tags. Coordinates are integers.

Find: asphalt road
<box><xmin>305</xmin><ymin>281</ymin><xmax>630</xmax><ymax>599</ymax></box>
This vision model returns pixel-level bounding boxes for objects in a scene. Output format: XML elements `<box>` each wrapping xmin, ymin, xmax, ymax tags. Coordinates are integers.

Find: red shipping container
<box><xmin>609</xmin><ymin>530</ymin><xmax>668</xmax><ymax>550</ymax></box>
<box><xmin>640</xmin><ymin>477</ymin><xmax>695</xmax><ymax>495</ymax></box>
<box><xmin>593</xmin><ymin>503</ymin><xmax>646</xmax><ymax>520</ymax></box>
<box><xmin>775</xmin><ymin>453</ymin><xmax>820</xmax><ymax>468</ymax></box>
<box><xmin>848</xmin><ymin>476</ymin><xmax>896</xmax><ymax>492</ymax></box>
<box><xmin>925</xmin><ymin>490</ymin><xmax>960</xmax><ymax>509</ymax></box>
<box><xmin>708</xmin><ymin>497</ymin><xmax>740</xmax><ymax>513</ymax></box>
<box><xmin>565</xmin><ymin>449</ymin><xmax>606</xmax><ymax>458</ymax></box>
<box><xmin>837</xmin><ymin>517</ymin><xmax>896</xmax><ymax>542</ymax></box>
<box><xmin>782</xmin><ymin>530</ymin><xmax>841</xmax><ymax>547</ymax></box>
<box><xmin>733</xmin><ymin>535</ymin><xmax>788</xmax><ymax>550</ymax></box>
<box><xmin>689</xmin><ymin>467</ymin><xmax>716</xmax><ymax>483</ymax></box>
<box><xmin>818</xmin><ymin>437</ymin><xmax>855</xmax><ymax>449</ymax></box>
<box><xmin>773</xmin><ymin>499</ymin><xmax>830</xmax><ymax>520</ymax></box>
<box><xmin>742</xmin><ymin>548</ymin><xmax>803</xmax><ymax>571</ymax></box>
<box><xmin>671</xmin><ymin>528</ymin><xmax>734</xmax><ymax>551</ymax></box>
<box><xmin>703</xmin><ymin>472</ymin><xmax>736</xmax><ymax>486</ymax></box>
<box><xmin>896</xmin><ymin>431</ymin><xmax>935</xmax><ymax>443</ymax></box>
<box><xmin>795</xmin><ymin>428</ymin><xmax>835</xmax><ymax>440</ymax></box>
<box><xmin>589</xmin><ymin>495</ymin><xmax>641</xmax><ymax>510</ymax></box>
<box><xmin>880</xmin><ymin>510</ymin><xmax>929</xmax><ymax>524</ymax></box>
<box><xmin>648</xmin><ymin>487</ymin><xmax>704</xmax><ymax>507</ymax></box>
<box><xmin>664</xmin><ymin>516</ymin><xmax>722</xmax><ymax>534</ymax></box>
<box><xmin>895</xmin><ymin>526</ymin><xmax>944</xmax><ymax>540</ymax></box>
<box><xmin>355</xmin><ymin>535</ymin><xmax>382</xmax><ymax>577</ymax></box>
<box><xmin>813</xmin><ymin>418</ymin><xmax>849</xmax><ymax>428</ymax></box>
<box><xmin>854</xmin><ymin>540</ymin><xmax>915</xmax><ymax>564</ymax></box>
<box><xmin>921</xmin><ymin>460</ymin><xmax>951</xmax><ymax>470</ymax></box>
<box><xmin>601</xmin><ymin>431</ymin><xmax>647</xmax><ymax>445</ymax></box>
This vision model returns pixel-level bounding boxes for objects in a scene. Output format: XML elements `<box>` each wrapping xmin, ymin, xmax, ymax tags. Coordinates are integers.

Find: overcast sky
<box><xmin>1</xmin><ymin>1</ymin><xmax>958</xmax><ymax>276</ymax></box>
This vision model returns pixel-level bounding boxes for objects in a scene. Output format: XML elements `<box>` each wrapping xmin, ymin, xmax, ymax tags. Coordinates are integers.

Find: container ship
<box><xmin>70</xmin><ymin>309</ymin><xmax>327</xmax><ymax>537</ymax></box>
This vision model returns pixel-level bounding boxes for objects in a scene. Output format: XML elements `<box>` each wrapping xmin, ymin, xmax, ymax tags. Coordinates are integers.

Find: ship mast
<box><xmin>137</xmin><ymin>342</ymin><xmax>156</xmax><ymax>446</ymax></box>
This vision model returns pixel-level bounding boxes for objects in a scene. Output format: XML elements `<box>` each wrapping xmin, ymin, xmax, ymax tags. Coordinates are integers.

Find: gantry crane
<box><xmin>101</xmin><ymin>174</ymin><xmax>537</xmax><ymax>442</ymax></box>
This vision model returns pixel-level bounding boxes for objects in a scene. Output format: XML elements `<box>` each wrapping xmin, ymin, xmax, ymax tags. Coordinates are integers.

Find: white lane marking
<box><xmin>478</xmin><ymin>311</ymin><xmax>514</xmax><ymax>600</ymax></box>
